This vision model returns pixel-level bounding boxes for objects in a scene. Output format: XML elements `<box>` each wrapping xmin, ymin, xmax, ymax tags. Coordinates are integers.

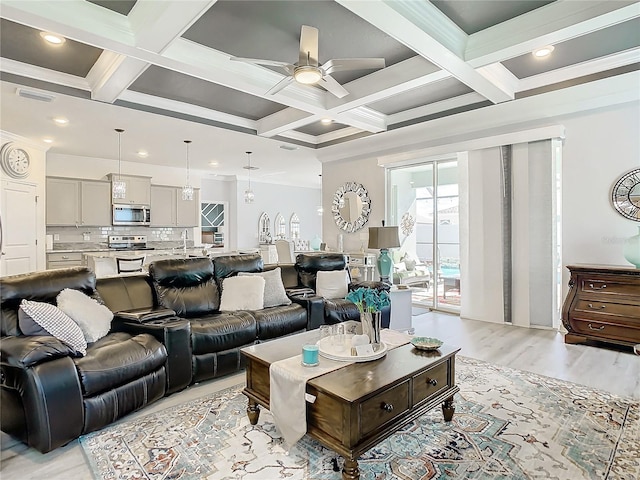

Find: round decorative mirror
<box><xmin>331</xmin><ymin>182</ymin><xmax>371</xmax><ymax>233</ymax></box>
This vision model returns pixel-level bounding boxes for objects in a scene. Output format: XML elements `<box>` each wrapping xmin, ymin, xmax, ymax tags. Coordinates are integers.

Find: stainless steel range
<box><xmin>107</xmin><ymin>235</ymin><xmax>155</xmax><ymax>250</ymax></box>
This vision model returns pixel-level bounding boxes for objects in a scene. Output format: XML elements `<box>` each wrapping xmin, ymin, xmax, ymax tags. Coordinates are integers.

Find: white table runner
<box><xmin>269</xmin><ymin>328</ymin><xmax>412</xmax><ymax>448</ymax></box>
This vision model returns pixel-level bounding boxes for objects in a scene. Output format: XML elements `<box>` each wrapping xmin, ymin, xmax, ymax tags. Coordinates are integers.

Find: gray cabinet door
<box><xmin>126</xmin><ymin>176</ymin><xmax>151</xmax><ymax>205</ymax></box>
<box><xmin>81</xmin><ymin>181</ymin><xmax>111</xmax><ymax>226</ymax></box>
<box><xmin>46</xmin><ymin>177</ymin><xmax>80</xmax><ymax>225</ymax></box>
<box><xmin>177</xmin><ymin>188</ymin><xmax>199</xmax><ymax>227</ymax></box>
<box><xmin>150</xmin><ymin>185</ymin><xmax>177</xmax><ymax>226</ymax></box>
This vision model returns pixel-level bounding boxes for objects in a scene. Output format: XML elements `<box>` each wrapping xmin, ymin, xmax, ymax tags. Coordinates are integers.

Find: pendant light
<box><xmin>182</xmin><ymin>140</ymin><xmax>194</xmax><ymax>201</ymax></box>
<box><xmin>244</xmin><ymin>151</ymin><xmax>255</xmax><ymax>203</ymax></box>
<box><xmin>112</xmin><ymin>128</ymin><xmax>126</xmax><ymax>199</ymax></box>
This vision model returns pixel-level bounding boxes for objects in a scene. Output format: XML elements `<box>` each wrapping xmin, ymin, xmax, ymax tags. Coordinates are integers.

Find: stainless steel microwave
<box><xmin>112</xmin><ymin>204</ymin><xmax>150</xmax><ymax>226</ymax></box>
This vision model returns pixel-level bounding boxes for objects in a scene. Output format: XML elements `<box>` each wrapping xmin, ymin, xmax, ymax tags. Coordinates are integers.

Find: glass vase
<box><xmin>623</xmin><ymin>226</ymin><xmax>640</xmax><ymax>269</ymax></box>
<box><xmin>360</xmin><ymin>311</ymin><xmax>381</xmax><ymax>344</ymax></box>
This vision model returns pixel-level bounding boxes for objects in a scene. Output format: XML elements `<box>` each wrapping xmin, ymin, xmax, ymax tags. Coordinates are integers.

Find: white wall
<box><xmin>321</xmin><ymin>156</ymin><xmax>386</xmax><ymax>253</ymax></box>
<box><xmin>559</xmin><ymin>103</ymin><xmax>640</xmax><ymax>298</ymax></box>
<box><xmin>232</xmin><ymin>178</ymin><xmax>321</xmax><ymax>250</ymax></box>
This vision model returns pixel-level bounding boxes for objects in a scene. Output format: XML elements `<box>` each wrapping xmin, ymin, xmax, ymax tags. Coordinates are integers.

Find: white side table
<box><xmin>389</xmin><ymin>286</ymin><xmax>412</xmax><ymax>332</ymax></box>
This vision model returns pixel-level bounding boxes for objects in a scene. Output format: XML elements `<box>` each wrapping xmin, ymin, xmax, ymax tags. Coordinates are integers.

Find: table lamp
<box><xmin>368</xmin><ymin>224</ymin><xmax>400</xmax><ymax>284</ymax></box>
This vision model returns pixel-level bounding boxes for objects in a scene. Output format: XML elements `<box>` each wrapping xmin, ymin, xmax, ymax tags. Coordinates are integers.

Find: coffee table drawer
<box><xmin>413</xmin><ymin>361</ymin><xmax>449</xmax><ymax>405</ymax></box>
<box><xmin>359</xmin><ymin>381</ymin><xmax>409</xmax><ymax>437</ymax></box>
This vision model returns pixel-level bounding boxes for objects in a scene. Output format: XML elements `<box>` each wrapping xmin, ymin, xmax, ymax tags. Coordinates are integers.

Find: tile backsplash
<box><xmin>47</xmin><ymin>225</ymin><xmax>195</xmax><ymax>248</ymax></box>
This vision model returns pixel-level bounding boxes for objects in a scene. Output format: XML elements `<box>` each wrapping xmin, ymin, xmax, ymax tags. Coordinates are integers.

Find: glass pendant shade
<box><xmin>182</xmin><ymin>185</ymin><xmax>194</xmax><ymax>201</ymax></box>
<box><xmin>112</xmin><ymin>128</ymin><xmax>126</xmax><ymax>199</ymax></box>
<box><xmin>182</xmin><ymin>140</ymin><xmax>193</xmax><ymax>201</ymax></box>
<box><xmin>244</xmin><ymin>151</ymin><xmax>255</xmax><ymax>204</ymax></box>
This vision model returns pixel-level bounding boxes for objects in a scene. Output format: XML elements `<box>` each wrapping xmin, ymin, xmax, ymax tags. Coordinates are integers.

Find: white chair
<box><xmin>275</xmin><ymin>240</ymin><xmax>294</xmax><ymax>263</ymax></box>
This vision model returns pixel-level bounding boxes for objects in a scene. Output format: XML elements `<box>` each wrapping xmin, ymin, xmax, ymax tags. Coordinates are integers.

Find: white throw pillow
<box><xmin>238</xmin><ymin>267</ymin><xmax>292</xmax><ymax>308</ymax></box>
<box><xmin>19</xmin><ymin>299</ymin><xmax>87</xmax><ymax>355</ymax></box>
<box><xmin>316</xmin><ymin>270</ymin><xmax>350</xmax><ymax>299</ymax></box>
<box><xmin>219</xmin><ymin>276</ymin><xmax>266</xmax><ymax>311</ymax></box>
<box><xmin>57</xmin><ymin>288</ymin><xmax>114</xmax><ymax>343</ymax></box>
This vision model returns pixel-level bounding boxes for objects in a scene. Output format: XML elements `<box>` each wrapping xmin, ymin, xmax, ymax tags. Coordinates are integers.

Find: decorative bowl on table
<box><xmin>411</xmin><ymin>337</ymin><xmax>443</xmax><ymax>351</ymax></box>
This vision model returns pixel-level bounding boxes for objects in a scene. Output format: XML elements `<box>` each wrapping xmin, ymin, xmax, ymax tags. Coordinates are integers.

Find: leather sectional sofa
<box><xmin>0</xmin><ymin>252</ymin><xmax>386</xmax><ymax>453</ymax></box>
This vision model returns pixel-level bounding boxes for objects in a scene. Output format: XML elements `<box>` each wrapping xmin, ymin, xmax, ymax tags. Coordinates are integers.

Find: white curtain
<box><xmin>459</xmin><ymin>140</ymin><xmax>559</xmax><ymax>327</ymax></box>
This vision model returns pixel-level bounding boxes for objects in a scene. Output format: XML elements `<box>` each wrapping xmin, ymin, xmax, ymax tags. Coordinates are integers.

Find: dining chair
<box><xmin>115</xmin><ymin>256</ymin><xmax>145</xmax><ymax>274</ymax></box>
<box><xmin>275</xmin><ymin>240</ymin><xmax>294</xmax><ymax>263</ymax></box>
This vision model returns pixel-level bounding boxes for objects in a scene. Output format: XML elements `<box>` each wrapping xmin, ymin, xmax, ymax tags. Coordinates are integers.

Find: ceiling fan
<box><xmin>230</xmin><ymin>25</ymin><xmax>385</xmax><ymax>99</ymax></box>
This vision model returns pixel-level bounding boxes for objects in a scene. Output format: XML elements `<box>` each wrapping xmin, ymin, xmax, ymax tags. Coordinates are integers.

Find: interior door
<box><xmin>1</xmin><ymin>180</ymin><xmax>37</xmax><ymax>276</ymax></box>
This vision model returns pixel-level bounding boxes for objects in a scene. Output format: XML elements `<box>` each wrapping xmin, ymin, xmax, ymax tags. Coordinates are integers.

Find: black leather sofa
<box><xmin>0</xmin><ymin>268</ymin><xmax>167</xmax><ymax>453</ymax></box>
<box><xmin>0</xmin><ymin>252</ymin><xmax>385</xmax><ymax>453</ymax></box>
<box><xmin>95</xmin><ymin>254</ymin><xmax>317</xmax><ymax>386</ymax></box>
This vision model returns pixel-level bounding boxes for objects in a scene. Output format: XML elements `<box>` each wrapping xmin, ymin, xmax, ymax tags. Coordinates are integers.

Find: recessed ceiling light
<box><xmin>533</xmin><ymin>45</ymin><xmax>554</xmax><ymax>58</ymax></box>
<box><xmin>42</xmin><ymin>137</ymin><xmax>54</xmax><ymax>143</ymax></box>
<box><xmin>53</xmin><ymin>117</ymin><xmax>68</xmax><ymax>125</ymax></box>
<box><xmin>40</xmin><ymin>32</ymin><xmax>66</xmax><ymax>45</ymax></box>
<box><xmin>321</xmin><ymin>118</ymin><xmax>333</xmax><ymax>125</ymax></box>
<box><xmin>209</xmin><ymin>161</ymin><xmax>219</xmax><ymax>166</ymax></box>
<box><xmin>137</xmin><ymin>150</ymin><xmax>148</xmax><ymax>158</ymax></box>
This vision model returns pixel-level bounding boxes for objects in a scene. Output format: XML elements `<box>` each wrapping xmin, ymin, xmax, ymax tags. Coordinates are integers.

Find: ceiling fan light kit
<box><xmin>232</xmin><ymin>25</ymin><xmax>384</xmax><ymax>98</ymax></box>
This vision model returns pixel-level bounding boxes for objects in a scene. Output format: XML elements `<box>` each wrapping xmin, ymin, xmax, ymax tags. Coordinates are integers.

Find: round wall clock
<box><xmin>611</xmin><ymin>168</ymin><xmax>640</xmax><ymax>222</ymax></box>
<box><xmin>1</xmin><ymin>142</ymin><xmax>31</xmax><ymax>179</ymax></box>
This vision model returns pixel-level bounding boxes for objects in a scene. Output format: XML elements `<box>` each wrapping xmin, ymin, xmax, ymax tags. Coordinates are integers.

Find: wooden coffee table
<box><xmin>241</xmin><ymin>331</ymin><xmax>460</xmax><ymax>480</ymax></box>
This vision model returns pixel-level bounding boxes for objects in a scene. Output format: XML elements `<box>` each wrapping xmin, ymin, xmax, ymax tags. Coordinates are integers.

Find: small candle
<box><xmin>302</xmin><ymin>344</ymin><xmax>319</xmax><ymax>366</ymax></box>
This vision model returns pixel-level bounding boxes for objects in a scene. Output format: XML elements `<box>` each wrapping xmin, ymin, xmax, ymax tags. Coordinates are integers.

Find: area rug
<box><xmin>80</xmin><ymin>356</ymin><xmax>639</xmax><ymax>480</ymax></box>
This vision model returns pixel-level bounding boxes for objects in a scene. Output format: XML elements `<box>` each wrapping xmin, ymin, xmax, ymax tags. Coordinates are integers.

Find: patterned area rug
<box><xmin>80</xmin><ymin>357</ymin><xmax>639</xmax><ymax>480</ymax></box>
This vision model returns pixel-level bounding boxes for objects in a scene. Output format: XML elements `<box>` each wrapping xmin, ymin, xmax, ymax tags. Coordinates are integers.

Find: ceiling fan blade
<box><xmin>323</xmin><ymin>58</ymin><xmax>385</xmax><ymax>75</ymax></box>
<box><xmin>266</xmin><ymin>76</ymin><xmax>295</xmax><ymax>95</ymax></box>
<box><xmin>231</xmin><ymin>56</ymin><xmax>293</xmax><ymax>68</ymax></box>
<box><xmin>299</xmin><ymin>25</ymin><xmax>319</xmax><ymax>67</ymax></box>
<box><xmin>318</xmin><ymin>75</ymin><xmax>349</xmax><ymax>98</ymax></box>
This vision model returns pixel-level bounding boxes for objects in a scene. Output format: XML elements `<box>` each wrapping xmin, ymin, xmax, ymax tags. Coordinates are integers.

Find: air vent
<box><xmin>16</xmin><ymin>88</ymin><xmax>56</xmax><ymax>103</ymax></box>
<box><xmin>279</xmin><ymin>144</ymin><xmax>298</xmax><ymax>151</ymax></box>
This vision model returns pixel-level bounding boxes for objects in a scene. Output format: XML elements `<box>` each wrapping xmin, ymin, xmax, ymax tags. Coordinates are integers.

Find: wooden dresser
<box><xmin>562</xmin><ymin>265</ymin><xmax>640</xmax><ymax>347</ymax></box>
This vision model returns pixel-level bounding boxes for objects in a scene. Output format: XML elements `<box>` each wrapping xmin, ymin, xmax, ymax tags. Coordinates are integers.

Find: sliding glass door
<box><xmin>388</xmin><ymin>159</ymin><xmax>460</xmax><ymax>312</ymax></box>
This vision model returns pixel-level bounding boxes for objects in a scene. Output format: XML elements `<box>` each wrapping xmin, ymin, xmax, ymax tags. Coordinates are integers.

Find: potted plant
<box><xmin>345</xmin><ymin>287</ymin><xmax>390</xmax><ymax>344</ymax></box>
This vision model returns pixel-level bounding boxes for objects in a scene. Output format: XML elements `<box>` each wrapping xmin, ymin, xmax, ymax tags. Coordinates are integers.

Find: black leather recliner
<box><xmin>293</xmin><ymin>253</ymin><xmax>391</xmax><ymax>328</ymax></box>
<box><xmin>0</xmin><ymin>267</ymin><xmax>167</xmax><ymax>453</ymax></box>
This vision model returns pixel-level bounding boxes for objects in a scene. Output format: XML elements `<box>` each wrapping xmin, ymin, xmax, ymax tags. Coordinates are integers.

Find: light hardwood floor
<box><xmin>1</xmin><ymin>312</ymin><xmax>638</xmax><ymax>479</ymax></box>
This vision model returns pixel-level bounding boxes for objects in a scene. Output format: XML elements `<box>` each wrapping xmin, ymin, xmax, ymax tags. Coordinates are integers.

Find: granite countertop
<box><xmin>47</xmin><ymin>242</ymin><xmax>199</xmax><ymax>254</ymax></box>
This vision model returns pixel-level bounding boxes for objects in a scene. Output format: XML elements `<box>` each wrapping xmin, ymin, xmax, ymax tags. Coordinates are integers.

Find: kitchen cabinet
<box><xmin>150</xmin><ymin>185</ymin><xmax>199</xmax><ymax>227</ymax></box>
<box><xmin>108</xmin><ymin>174</ymin><xmax>151</xmax><ymax>205</ymax></box>
<box><xmin>47</xmin><ymin>252</ymin><xmax>84</xmax><ymax>269</ymax></box>
<box><xmin>46</xmin><ymin>177</ymin><xmax>111</xmax><ymax>226</ymax></box>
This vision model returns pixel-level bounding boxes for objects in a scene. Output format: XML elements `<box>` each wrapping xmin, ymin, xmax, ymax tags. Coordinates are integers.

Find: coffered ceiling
<box><xmin>0</xmin><ymin>0</ymin><xmax>638</xmax><ymax>186</ymax></box>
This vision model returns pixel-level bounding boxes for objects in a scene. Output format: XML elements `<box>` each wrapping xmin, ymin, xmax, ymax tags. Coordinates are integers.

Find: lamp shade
<box><xmin>368</xmin><ymin>226</ymin><xmax>400</xmax><ymax>249</ymax></box>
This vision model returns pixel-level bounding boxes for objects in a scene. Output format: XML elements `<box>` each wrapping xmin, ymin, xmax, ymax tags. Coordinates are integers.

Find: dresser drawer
<box><xmin>574</xmin><ymin>300</ymin><xmax>640</xmax><ymax>319</ymax></box>
<box><xmin>579</xmin><ymin>275</ymin><xmax>640</xmax><ymax>298</ymax></box>
<box><xmin>359</xmin><ymin>381</ymin><xmax>409</xmax><ymax>437</ymax></box>
<box><xmin>570</xmin><ymin>317</ymin><xmax>640</xmax><ymax>343</ymax></box>
<box><xmin>413</xmin><ymin>361</ymin><xmax>448</xmax><ymax>405</ymax></box>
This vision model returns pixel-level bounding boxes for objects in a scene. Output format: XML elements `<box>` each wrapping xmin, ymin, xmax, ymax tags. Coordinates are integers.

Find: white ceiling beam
<box><xmin>387</xmin><ymin>92</ymin><xmax>486</xmax><ymax>126</ymax></box>
<box><xmin>337</xmin><ymin>0</ymin><xmax>514</xmax><ymax>104</ymax></box>
<box><xmin>119</xmin><ymin>90</ymin><xmax>257</xmax><ymax>130</ymax></box>
<box><xmin>0</xmin><ymin>57</ymin><xmax>91</xmax><ymax>91</ymax></box>
<box><xmin>518</xmin><ymin>47</ymin><xmax>640</xmax><ymax>92</ymax></box>
<box><xmin>89</xmin><ymin>1</ymin><xmax>216</xmax><ymax>103</ymax></box>
<box><xmin>466</xmin><ymin>1</ymin><xmax>640</xmax><ymax>67</ymax></box>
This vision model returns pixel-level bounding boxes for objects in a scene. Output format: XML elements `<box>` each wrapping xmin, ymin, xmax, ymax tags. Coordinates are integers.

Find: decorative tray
<box><xmin>317</xmin><ymin>335</ymin><xmax>387</xmax><ymax>362</ymax></box>
<box><xmin>410</xmin><ymin>337</ymin><xmax>443</xmax><ymax>351</ymax></box>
